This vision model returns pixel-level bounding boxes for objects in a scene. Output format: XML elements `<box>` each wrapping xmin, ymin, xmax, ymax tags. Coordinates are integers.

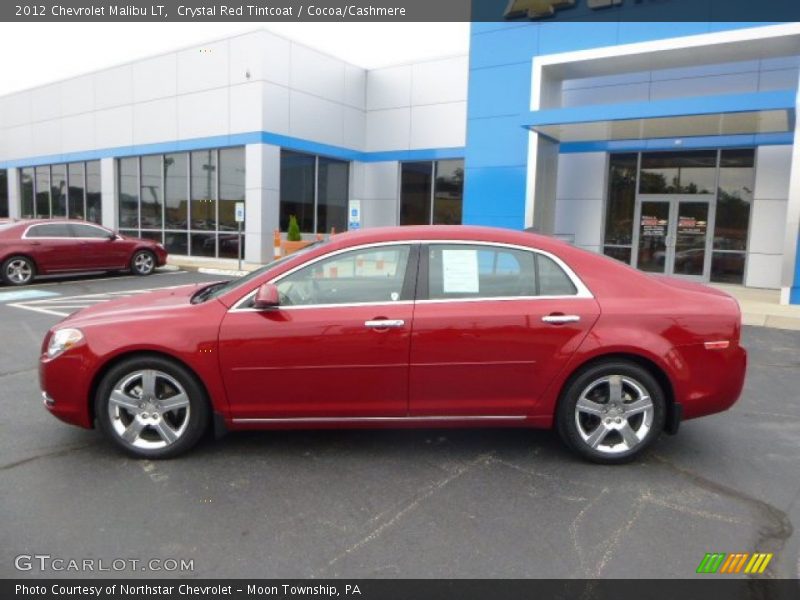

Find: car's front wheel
<box><xmin>1</xmin><ymin>255</ymin><xmax>36</xmax><ymax>286</ymax></box>
<box><xmin>130</xmin><ymin>250</ymin><xmax>156</xmax><ymax>276</ymax></box>
<box><xmin>95</xmin><ymin>356</ymin><xmax>209</xmax><ymax>458</ymax></box>
<box><xmin>557</xmin><ymin>360</ymin><xmax>665</xmax><ymax>464</ymax></box>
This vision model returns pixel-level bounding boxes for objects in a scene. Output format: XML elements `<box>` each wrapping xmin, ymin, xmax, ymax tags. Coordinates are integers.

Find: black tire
<box><xmin>1</xmin><ymin>255</ymin><xmax>36</xmax><ymax>286</ymax></box>
<box><xmin>94</xmin><ymin>355</ymin><xmax>210</xmax><ymax>459</ymax></box>
<box><xmin>556</xmin><ymin>360</ymin><xmax>666</xmax><ymax>464</ymax></box>
<box><xmin>130</xmin><ymin>250</ymin><xmax>156</xmax><ymax>276</ymax></box>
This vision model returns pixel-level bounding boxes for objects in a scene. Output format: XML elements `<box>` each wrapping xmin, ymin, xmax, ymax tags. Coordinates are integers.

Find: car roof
<box><xmin>326</xmin><ymin>225</ymin><xmax>570</xmax><ymax>253</ymax></box>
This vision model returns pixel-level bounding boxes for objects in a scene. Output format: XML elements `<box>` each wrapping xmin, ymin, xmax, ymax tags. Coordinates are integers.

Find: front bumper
<box><xmin>39</xmin><ymin>348</ymin><xmax>95</xmax><ymax>429</ymax></box>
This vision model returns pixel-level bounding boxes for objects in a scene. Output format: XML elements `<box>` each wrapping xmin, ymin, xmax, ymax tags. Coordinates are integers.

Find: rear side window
<box><xmin>427</xmin><ymin>244</ymin><xmax>579</xmax><ymax>300</ymax></box>
<box><xmin>70</xmin><ymin>223</ymin><xmax>110</xmax><ymax>239</ymax></box>
<box><xmin>428</xmin><ymin>244</ymin><xmax>537</xmax><ymax>300</ymax></box>
<box><xmin>26</xmin><ymin>223</ymin><xmax>72</xmax><ymax>238</ymax></box>
<box><xmin>537</xmin><ymin>254</ymin><xmax>577</xmax><ymax>296</ymax></box>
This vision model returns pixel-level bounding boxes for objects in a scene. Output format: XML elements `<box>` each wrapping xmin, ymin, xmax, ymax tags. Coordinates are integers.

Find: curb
<box><xmin>197</xmin><ymin>267</ymin><xmax>248</xmax><ymax>277</ymax></box>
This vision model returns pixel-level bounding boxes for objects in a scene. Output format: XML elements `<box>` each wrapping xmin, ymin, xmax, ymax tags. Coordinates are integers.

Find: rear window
<box><xmin>537</xmin><ymin>254</ymin><xmax>578</xmax><ymax>296</ymax></box>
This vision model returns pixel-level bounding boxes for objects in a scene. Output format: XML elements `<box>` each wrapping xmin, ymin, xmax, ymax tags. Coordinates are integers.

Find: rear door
<box><xmin>408</xmin><ymin>242</ymin><xmax>600</xmax><ymax>417</ymax></box>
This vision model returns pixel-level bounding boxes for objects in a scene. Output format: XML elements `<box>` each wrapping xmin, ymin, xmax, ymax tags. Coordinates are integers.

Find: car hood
<box><xmin>61</xmin><ymin>283</ymin><xmax>212</xmax><ymax>326</ymax></box>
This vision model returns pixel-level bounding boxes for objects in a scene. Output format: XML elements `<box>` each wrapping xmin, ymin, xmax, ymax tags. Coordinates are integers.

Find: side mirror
<box><xmin>253</xmin><ymin>283</ymin><xmax>280</xmax><ymax>309</ymax></box>
<box><xmin>107</xmin><ymin>232</ymin><xmax>117</xmax><ymax>241</ymax></box>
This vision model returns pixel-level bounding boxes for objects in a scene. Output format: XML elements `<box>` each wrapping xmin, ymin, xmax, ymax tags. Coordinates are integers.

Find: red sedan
<box><xmin>39</xmin><ymin>226</ymin><xmax>746</xmax><ymax>463</ymax></box>
<box><xmin>0</xmin><ymin>219</ymin><xmax>167</xmax><ymax>285</ymax></box>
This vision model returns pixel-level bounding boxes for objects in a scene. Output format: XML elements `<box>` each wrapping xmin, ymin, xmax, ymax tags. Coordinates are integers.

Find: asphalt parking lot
<box><xmin>0</xmin><ymin>270</ymin><xmax>798</xmax><ymax>580</ymax></box>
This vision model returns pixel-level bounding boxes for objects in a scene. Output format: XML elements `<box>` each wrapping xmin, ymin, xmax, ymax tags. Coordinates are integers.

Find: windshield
<box><xmin>193</xmin><ymin>240</ymin><xmax>328</xmax><ymax>303</ymax></box>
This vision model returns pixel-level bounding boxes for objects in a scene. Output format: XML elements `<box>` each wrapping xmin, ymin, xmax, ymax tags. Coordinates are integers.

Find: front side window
<box><xmin>27</xmin><ymin>223</ymin><xmax>71</xmax><ymax>238</ymax></box>
<box><xmin>276</xmin><ymin>245</ymin><xmax>412</xmax><ymax>307</ymax></box>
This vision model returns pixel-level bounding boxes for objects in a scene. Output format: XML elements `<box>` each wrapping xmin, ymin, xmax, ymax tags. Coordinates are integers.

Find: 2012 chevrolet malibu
<box><xmin>1</xmin><ymin>219</ymin><xmax>167</xmax><ymax>285</ymax></box>
<box><xmin>39</xmin><ymin>226</ymin><xmax>747</xmax><ymax>463</ymax></box>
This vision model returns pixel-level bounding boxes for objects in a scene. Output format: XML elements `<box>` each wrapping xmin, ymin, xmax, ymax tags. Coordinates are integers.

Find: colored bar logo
<box><xmin>696</xmin><ymin>552</ymin><xmax>773</xmax><ymax>574</ymax></box>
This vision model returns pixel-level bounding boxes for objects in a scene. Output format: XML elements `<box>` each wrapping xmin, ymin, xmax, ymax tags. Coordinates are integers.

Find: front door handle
<box><xmin>542</xmin><ymin>314</ymin><xmax>580</xmax><ymax>324</ymax></box>
<box><xmin>365</xmin><ymin>319</ymin><xmax>405</xmax><ymax>329</ymax></box>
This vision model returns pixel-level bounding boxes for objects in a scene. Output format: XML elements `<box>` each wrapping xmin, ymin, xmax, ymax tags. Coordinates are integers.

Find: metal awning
<box><xmin>525</xmin><ymin>91</ymin><xmax>796</xmax><ymax>143</ymax></box>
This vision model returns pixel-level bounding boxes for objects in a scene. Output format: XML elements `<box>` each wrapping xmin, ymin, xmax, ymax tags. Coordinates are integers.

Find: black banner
<box><xmin>2</xmin><ymin>0</ymin><xmax>800</xmax><ymax>22</ymax></box>
<box><xmin>4</xmin><ymin>579</ymin><xmax>800</xmax><ymax>600</ymax></box>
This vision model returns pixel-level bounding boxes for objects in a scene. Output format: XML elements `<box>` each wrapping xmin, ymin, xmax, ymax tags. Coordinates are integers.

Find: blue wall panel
<box><xmin>462</xmin><ymin>165</ymin><xmax>527</xmax><ymax>229</ymax></box>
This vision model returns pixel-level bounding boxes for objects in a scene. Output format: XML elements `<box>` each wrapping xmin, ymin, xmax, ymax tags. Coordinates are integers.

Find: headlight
<box><xmin>47</xmin><ymin>328</ymin><xmax>84</xmax><ymax>358</ymax></box>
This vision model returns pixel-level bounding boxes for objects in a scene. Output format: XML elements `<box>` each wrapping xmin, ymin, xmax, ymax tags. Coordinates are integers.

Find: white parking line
<box><xmin>7</xmin><ymin>285</ymin><xmax>188</xmax><ymax>318</ymax></box>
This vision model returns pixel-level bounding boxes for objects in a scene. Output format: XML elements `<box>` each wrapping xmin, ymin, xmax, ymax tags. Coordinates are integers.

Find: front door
<box><xmin>634</xmin><ymin>196</ymin><xmax>714</xmax><ymax>280</ymax></box>
<box><xmin>218</xmin><ymin>243</ymin><xmax>418</xmax><ymax>419</ymax></box>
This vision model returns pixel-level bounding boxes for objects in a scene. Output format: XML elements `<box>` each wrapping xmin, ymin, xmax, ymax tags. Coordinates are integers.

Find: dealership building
<box><xmin>0</xmin><ymin>21</ymin><xmax>799</xmax><ymax>304</ymax></box>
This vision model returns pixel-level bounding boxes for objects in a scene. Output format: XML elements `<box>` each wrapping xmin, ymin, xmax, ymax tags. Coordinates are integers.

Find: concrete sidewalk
<box><xmin>168</xmin><ymin>257</ymin><xmax>800</xmax><ymax>332</ymax></box>
<box><xmin>710</xmin><ymin>284</ymin><xmax>800</xmax><ymax>331</ymax></box>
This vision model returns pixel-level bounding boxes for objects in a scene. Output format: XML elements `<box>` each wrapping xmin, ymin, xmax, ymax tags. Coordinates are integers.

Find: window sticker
<box><xmin>442</xmin><ymin>249</ymin><xmax>479</xmax><ymax>293</ymax></box>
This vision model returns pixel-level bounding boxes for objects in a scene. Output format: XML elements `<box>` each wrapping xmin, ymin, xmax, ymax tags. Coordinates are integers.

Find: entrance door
<box><xmin>634</xmin><ymin>196</ymin><xmax>714</xmax><ymax>280</ymax></box>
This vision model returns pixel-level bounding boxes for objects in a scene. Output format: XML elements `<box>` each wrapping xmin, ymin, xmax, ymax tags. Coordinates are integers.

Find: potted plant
<box><xmin>281</xmin><ymin>215</ymin><xmax>312</xmax><ymax>256</ymax></box>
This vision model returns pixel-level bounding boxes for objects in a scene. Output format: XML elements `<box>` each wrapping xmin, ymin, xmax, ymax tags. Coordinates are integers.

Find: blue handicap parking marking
<box><xmin>0</xmin><ymin>289</ymin><xmax>61</xmax><ymax>303</ymax></box>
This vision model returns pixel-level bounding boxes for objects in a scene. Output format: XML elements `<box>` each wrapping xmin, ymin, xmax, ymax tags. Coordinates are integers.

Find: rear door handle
<box><xmin>542</xmin><ymin>314</ymin><xmax>580</xmax><ymax>324</ymax></box>
<box><xmin>365</xmin><ymin>319</ymin><xmax>405</xmax><ymax>329</ymax></box>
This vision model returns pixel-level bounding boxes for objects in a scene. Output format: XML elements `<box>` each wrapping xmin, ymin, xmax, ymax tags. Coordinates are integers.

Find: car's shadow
<box><xmin>0</xmin><ymin>268</ymin><xmax>176</xmax><ymax>287</ymax></box>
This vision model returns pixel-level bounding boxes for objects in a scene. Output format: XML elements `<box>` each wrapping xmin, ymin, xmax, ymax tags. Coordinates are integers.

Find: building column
<box><xmin>244</xmin><ymin>143</ymin><xmax>280</xmax><ymax>264</ymax></box>
<box><xmin>779</xmin><ymin>86</ymin><xmax>800</xmax><ymax>303</ymax></box>
<box><xmin>7</xmin><ymin>168</ymin><xmax>21</xmax><ymax>219</ymax></box>
<box><xmin>351</xmin><ymin>161</ymin><xmax>400</xmax><ymax>228</ymax></box>
<box><xmin>748</xmin><ymin>146</ymin><xmax>791</xmax><ymax>291</ymax></box>
<box><xmin>100</xmin><ymin>157</ymin><xmax>118</xmax><ymax>231</ymax></box>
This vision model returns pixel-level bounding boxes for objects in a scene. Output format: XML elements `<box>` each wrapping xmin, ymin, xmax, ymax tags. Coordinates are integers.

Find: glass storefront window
<box><xmin>21</xmin><ymin>168</ymin><xmax>34</xmax><ymax>218</ymax></box>
<box><xmin>219</xmin><ymin>147</ymin><xmax>245</xmax><ymax>259</ymax></box>
<box><xmin>35</xmin><ymin>167</ymin><xmax>50</xmax><ymax>218</ymax></box>
<box><xmin>603</xmin><ymin>154</ymin><xmax>637</xmax><ymax>259</ymax></box>
<box><xmin>400</xmin><ymin>162</ymin><xmax>432</xmax><ymax>226</ymax></box>
<box><xmin>191</xmin><ymin>150</ymin><xmax>216</xmax><ymax>232</ymax></box>
<box><xmin>400</xmin><ymin>160</ymin><xmax>464</xmax><ymax>226</ymax></box>
<box><xmin>140</xmin><ymin>155</ymin><xmax>163</xmax><ymax>231</ymax></box>
<box><xmin>280</xmin><ymin>151</ymin><xmax>316</xmax><ymax>233</ymax></box>
<box><xmin>68</xmin><ymin>163</ymin><xmax>85</xmax><ymax>220</ymax></box>
<box><xmin>165</xmin><ymin>153</ymin><xmax>188</xmax><ymax>231</ymax></box>
<box><xmin>714</xmin><ymin>149</ymin><xmax>753</xmax><ymax>253</ymax></box>
<box><xmin>118</xmin><ymin>158</ymin><xmax>139</xmax><ymax>228</ymax></box>
<box><xmin>85</xmin><ymin>161</ymin><xmax>102</xmax><ymax>224</ymax></box>
<box><xmin>317</xmin><ymin>156</ymin><xmax>349</xmax><ymax>234</ymax></box>
<box><xmin>15</xmin><ymin>161</ymin><xmax>101</xmax><ymax>222</ymax></box>
<box><xmin>433</xmin><ymin>160</ymin><xmax>464</xmax><ymax>225</ymax></box>
<box><xmin>117</xmin><ymin>148</ymin><xmax>244</xmax><ymax>258</ymax></box>
<box><xmin>279</xmin><ymin>151</ymin><xmax>349</xmax><ymax>234</ymax></box>
<box><xmin>639</xmin><ymin>150</ymin><xmax>717</xmax><ymax>194</ymax></box>
<box><xmin>0</xmin><ymin>170</ymin><xmax>8</xmax><ymax>218</ymax></box>
<box><xmin>51</xmin><ymin>164</ymin><xmax>67</xmax><ymax>218</ymax></box>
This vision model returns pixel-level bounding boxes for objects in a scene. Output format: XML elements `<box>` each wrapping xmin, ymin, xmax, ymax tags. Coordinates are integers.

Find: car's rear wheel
<box><xmin>557</xmin><ymin>360</ymin><xmax>665</xmax><ymax>464</ymax></box>
<box><xmin>95</xmin><ymin>356</ymin><xmax>209</xmax><ymax>458</ymax></box>
<box><xmin>131</xmin><ymin>250</ymin><xmax>156</xmax><ymax>276</ymax></box>
<box><xmin>1</xmin><ymin>256</ymin><xmax>36</xmax><ymax>286</ymax></box>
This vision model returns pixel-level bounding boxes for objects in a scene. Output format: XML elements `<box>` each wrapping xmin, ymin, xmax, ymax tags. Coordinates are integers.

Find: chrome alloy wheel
<box><xmin>133</xmin><ymin>252</ymin><xmax>155</xmax><ymax>275</ymax></box>
<box><xmin>108</xmin><ymin>369</ymin><xmax>190</xmax><ymax>450</ymax></box>
<box><xmin>6</xmin><ymin>259</ymin><xmax>33</xmax><ymax>284</ymax></box>
<box><xmin>574</xmin><ymin>375</ymin><xmax>654</xmax><ymax>455</ymax></box>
